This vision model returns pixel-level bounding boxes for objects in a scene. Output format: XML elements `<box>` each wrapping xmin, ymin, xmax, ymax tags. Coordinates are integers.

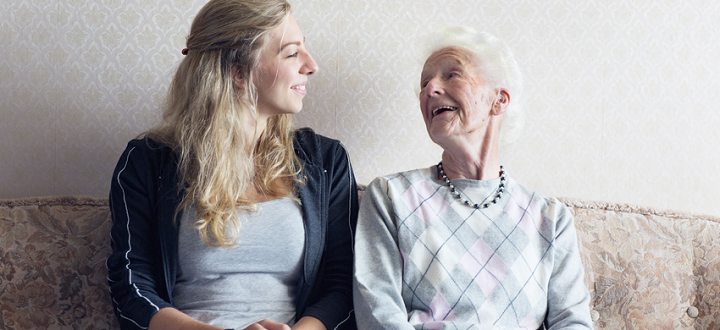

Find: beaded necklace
<box><xmin>437</xmin><ymin>162</ymin><xmax>505</xmax><ymax>209</ymax></box>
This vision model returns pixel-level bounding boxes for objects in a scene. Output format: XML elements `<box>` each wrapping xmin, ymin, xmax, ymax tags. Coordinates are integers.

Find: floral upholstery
<box><xmin>0</xmin><ymin>197</ymin><xmax>118</xmax><ymax>330</ymax></box>
<box><xmin>1</xmin><ymin>196</ymin><xmax>719</xmax><ymax>329</ymax></box>
<box><xmin>562</xmin><ymin>198</ymin><xmax>720</xmax><ymax>330</ymax></box>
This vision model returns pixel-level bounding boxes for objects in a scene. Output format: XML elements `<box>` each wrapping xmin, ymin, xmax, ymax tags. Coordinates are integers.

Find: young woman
<box><xmin>106</xmin><ymin>1</ymin><xmax>358</xmax><ymax>329</ymax></box>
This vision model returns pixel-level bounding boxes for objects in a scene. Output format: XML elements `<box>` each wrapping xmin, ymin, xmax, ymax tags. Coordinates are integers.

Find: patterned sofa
<box><xmin>1</xmin><ymin>195</ymin><xmax>719</xmax><ymax>329</ymax></box>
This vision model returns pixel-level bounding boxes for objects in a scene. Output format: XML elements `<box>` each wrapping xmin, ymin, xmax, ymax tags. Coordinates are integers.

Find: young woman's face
<box><xmin>253</xmin><ymin>14</ymin><xmax>318</xmax><ymax>121</ymax></box>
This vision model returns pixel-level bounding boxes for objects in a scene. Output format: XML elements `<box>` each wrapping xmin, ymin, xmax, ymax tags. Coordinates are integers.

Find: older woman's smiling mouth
<box><xmin>432</xmin><ymin>106</ymin><xmax>458</xmax><ymax>118</ymax></box>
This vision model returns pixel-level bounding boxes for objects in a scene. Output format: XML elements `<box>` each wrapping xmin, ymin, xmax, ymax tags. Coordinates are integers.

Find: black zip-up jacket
<box><xmin>106</xmin><ymin>128</ymin><xmax>358</xmax><ymax>330</ymax></box>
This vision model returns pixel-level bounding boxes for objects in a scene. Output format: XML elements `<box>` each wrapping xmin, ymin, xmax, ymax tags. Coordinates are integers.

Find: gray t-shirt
<box><xmin>173</xmin><ymin>197</ymin><xmax>305</xmax><ymax>329</ymax></box>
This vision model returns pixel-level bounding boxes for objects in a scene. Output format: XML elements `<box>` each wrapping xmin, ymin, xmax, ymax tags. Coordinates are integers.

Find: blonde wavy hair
<box><xmin>145</xmin><ymin>0</ymin><xmax>301</xmax><ymax>247</ymax></box>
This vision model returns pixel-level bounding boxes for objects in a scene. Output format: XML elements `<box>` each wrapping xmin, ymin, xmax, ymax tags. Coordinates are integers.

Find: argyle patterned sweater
<box><xmin>353</xmin><ymin>166</ymin><xmax>592</xmax><ymax>330</ymax></box>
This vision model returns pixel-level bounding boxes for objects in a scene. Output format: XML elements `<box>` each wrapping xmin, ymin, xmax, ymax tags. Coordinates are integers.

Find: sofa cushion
<box><xmin>563</xmin><ymin>198</ymin><xmax>720</xmax><ymax>329</ymax></box>
<box><xmin>2</xmin><ymin>195</ymin><xmax>720</xmax><ymax>329</ymax></box>
<box><xmin>0</xmin><ymin>197</ymin><xmax>118</xmax><ymax>330</ymax></box>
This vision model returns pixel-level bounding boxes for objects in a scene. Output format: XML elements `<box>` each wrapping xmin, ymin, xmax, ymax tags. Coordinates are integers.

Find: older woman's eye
<box><xmin>448</xmin><ymin>72</ymin><xmax>459</xmax><ymax>78</ymax></box>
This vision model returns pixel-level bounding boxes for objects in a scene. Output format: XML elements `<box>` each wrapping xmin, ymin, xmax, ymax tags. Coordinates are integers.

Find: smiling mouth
<box><xmin>432</xmin><ymin>106</ymin><xmax>458</xmax><ymax>117</ymax></box>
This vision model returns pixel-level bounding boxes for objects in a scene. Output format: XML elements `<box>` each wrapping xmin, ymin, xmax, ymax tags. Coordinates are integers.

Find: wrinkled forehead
<box><xmin>422</xmin><ymin>46</ymin><xmax>479</xmax><ymax>73</ymax></box>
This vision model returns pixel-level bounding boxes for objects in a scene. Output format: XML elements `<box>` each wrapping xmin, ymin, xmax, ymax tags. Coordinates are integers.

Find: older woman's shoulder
<box><xmin>504</xmin><ymin>178</ymin><xmax>573</xmax><ymax>222</ymax></box>
<box><xmin>362</xmin><ymin>165</ymin><xmax>439</xmax><ymax>200</ymax></box>
<box><xmin>370</xmin><ymin>165</ymin><xmax>436</xmax><ymax>187</ymax></box>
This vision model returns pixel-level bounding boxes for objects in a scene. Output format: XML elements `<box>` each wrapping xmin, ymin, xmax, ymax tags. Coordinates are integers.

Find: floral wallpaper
<box><xmin>1</xmin><ymin>0</ymin><xmax>719</xmax><ymax>216</ymax></box>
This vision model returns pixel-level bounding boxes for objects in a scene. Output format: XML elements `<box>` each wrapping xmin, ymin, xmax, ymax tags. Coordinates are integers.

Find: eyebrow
<box><xmin>279</xmin><ymin>37</ymin><xmax>305</xmax><ymax>51</ymax></box>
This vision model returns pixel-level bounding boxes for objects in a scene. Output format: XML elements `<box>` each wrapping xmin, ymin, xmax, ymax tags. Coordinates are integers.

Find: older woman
<box><xmin>353</xmin><ymin>27</ymin><xmax>592</xmax><ymax>329</ymax></box>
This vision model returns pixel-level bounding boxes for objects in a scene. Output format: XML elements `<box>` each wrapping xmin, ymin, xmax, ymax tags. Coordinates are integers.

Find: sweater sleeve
<box><xmin>544</xmin><ymin>199</ymin><xmax>593</xmax><ymax>330</ymax></box>
<box><xmin>106</xmin><ymin>141</ymin><xmax>174</xmax><ymax>329</ymax></box>
<box><xmin>353</xmin><ymin>177</ymin><xmax>416</xmax><ymax>330</ymax></box>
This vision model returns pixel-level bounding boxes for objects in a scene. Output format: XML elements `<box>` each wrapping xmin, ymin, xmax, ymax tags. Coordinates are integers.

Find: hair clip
<box><xmin>182</xmin><ymin>48</ymin><xmax>188</xmax><ymax>55</ymax></box>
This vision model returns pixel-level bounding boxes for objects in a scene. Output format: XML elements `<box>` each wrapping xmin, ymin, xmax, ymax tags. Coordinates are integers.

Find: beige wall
<box><xmin>1</xmin><ymin>0</ymin><xmax>719</xmax><ymax>216</ymax></box>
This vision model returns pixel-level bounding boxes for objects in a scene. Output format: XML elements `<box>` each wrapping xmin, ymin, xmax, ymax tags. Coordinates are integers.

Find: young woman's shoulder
<box><xmin>117</xmin><ymin>136</ymin><xmax>177</xmax><ymax>173</ymax></box>
<box><xmin>294</xmin><ymin>127</ymin><xmax>341</xmax><ymax>147</ymax></box>
<box><xmin>124</xmin><ymin>136</ymin><xmax>171</xmax><ymax>152</ymax></box>
<box><xmin>293</xmin><ymin>127</ymin><xmax>347</xmax><ymax>165</ymax></box>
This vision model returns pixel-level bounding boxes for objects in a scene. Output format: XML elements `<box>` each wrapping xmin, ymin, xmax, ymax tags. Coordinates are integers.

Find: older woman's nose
<box><xmin>424</xmin><ymin>78</ymin><xmax>444</xmax><ymax>96</ymax></box>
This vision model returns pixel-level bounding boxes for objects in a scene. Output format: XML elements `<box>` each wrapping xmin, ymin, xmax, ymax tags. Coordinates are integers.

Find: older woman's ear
<box><xmin>492</xmin><ymin>89</ymin><xmax>510</xmax><ymax>116</ymax></box>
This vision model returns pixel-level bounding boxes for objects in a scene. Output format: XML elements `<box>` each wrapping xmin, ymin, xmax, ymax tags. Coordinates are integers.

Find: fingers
<box><xmin>243</xmin><ymin>319</ymin><xmax>292</xmax><ymax>330</ymax></box>
<box><xmin>257</xmin><ymin>319</ymin><xmax>292</xmax><ymax>330</ymax></box>
<box><xmin>243</xmin><ymin>323</ymin><xmax>268</xmax><ymax>330</ymax></box>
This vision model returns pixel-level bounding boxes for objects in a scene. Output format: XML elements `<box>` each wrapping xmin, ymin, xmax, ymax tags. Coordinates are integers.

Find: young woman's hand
<box><xmin>243</xmin><ymin>319</ymin><xmax>291</xmax><ymax>330</ymax></box>
<box><xmin>290</xmin><ymin>317</ymin><xmax>326</xmax><ymax>330</ymax></box>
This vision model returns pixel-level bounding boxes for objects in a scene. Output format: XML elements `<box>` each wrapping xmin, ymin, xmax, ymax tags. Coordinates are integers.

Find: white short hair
<box><xmin>422</xmin><ymin>26</ymin><xmax>525</xmax><ymax>144</ymax></box>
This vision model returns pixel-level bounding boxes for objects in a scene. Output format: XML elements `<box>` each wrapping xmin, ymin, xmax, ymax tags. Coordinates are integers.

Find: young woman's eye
<box><xmin>287</xmin><ymin>52</ymin><xmax>299</xmax><ymax>58</ymax></box>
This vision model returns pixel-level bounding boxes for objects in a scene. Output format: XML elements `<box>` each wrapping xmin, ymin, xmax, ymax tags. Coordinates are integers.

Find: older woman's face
<box><xmin>419</xmin><ymin>46</ymin><xmax>496</xmax><ymax>146</ymax></box>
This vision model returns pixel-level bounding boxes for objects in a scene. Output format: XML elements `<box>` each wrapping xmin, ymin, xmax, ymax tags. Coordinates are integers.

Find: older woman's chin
<box><xmin>424</xmin><ymin>127</ymin><xmax>439</xmax><ymax>142</ymax></box>
<box><xmin>426</xmin><ymin>123</ymin><xmax>454</xmax><ymax>141</ymax></box>
<box><xmin>426</xmin><ymin>132</ymin><xmax>453</xmax><ymax>150</ymax></box>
